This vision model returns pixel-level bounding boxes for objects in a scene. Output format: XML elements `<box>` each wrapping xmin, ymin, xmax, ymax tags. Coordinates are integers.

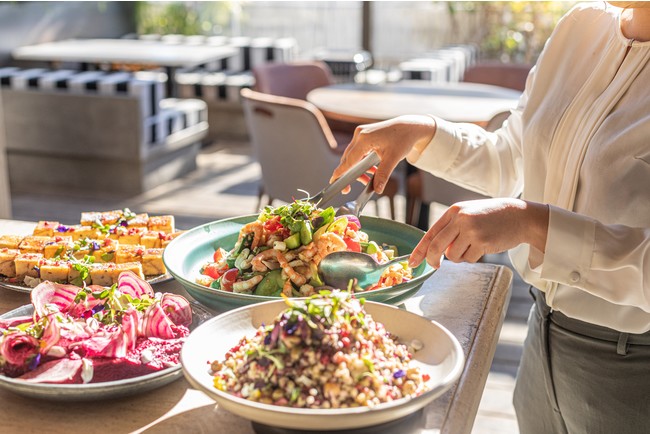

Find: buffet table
<box><xmin>13</xmin><ymin>38</ymin><xmax>237</xmax><ymax>96</ymax></box>
<box><xmin>0</xmin><ymin>219</ymin><xmax>512</xmax><ymax>434</ymax></box>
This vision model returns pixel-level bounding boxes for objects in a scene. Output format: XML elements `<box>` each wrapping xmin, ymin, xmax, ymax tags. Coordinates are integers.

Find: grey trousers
<box><xmin>513</xmin><ymin>288</ymin><xmax>650</xmax><ymax>434</ymax></box>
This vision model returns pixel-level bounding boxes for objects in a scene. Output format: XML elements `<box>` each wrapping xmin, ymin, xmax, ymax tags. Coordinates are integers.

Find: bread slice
<box><xmin>15</xmin><ymin>253</ymin><xmax>44</xmax><ymax>278</ymax></box>
<box><xmin>80</xmin><ymin>210</ymin><xmax>123</xmax><ymax>226</ymax></box>
<box><xmin>125</xmin><ymin>213</ymin><xmax>149</xmax><ymax>228</ymax></box>
<box><xmin>89</xmin><ymin>238</ymin><xmax>119</xmax><ymax>263</ymax></box>
<box><xmin>115</xmin><ymin>262</ymin><xmax>145</xmax><ymax>280</ymax></box>
<box><xmin>0</xmin><ymin>248</ymin><xmax>20</xmax><ymax>277</ymax></box>
<box><xmin>115</xmin><ymin>244</ymin><xmax>145</xmax><ymax>264</ymax></box>
<box><xmin>162</xmin><ymin>230</ymin><xmax>185</xmax><ymax>247</ymax></box>
<box><xmin>40</xmin><ymin>259</ymin><xmax>71</xmax><ymax>283</ymax></box>
<box><xmin>43</xmin><ymin>236</ymin><xmax>74</xmax><ymax>259</ymax></box>
<box><xmin>18</xmin><ymin>236</ymin><xmax>52</xmax><ymax>254</ymax></box>
<box><xmin>65</xmin><ymin>225</ymin><xmax>101</xmax><ymax>241</ymax></box>
<box><xmin>33</xmin><ymin>221</ymin><xmax>61</xmax><ymax>237</ymax></box>
<box><xmin>140</xmin><ymin>231</ymin><xmax>163</xmax><ymax>249</ymax></box>
<box><xmin>0</xmin><ymin>235</ymin><xmax>23</xmax><ymax>249</ymax></box>
<box><xmin>89</xmin><ymin>262</ymin><xmax>118</xmax><ymax>286</ymax></box>
<box><xmin>142</xmin><ymin>248</ymin><xmax>166</xmax><ymax>276</ymax></box>
<box><xmin>147</xmin><ymin>215</ymin><xmax>175</xmax><ymax>233</ymax></box>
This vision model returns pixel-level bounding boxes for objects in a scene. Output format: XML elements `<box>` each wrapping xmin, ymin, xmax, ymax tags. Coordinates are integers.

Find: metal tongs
<box><xmin>308</xmin><ymin>151</ymin><xmax>381</xmax><ymax>217</ymax></box>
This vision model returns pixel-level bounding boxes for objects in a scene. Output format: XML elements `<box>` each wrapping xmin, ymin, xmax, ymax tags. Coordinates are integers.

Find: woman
<box><xmin>330</xmin><ymin>2</ymin><xmax>649</xmax><ymax>433</ymax></box>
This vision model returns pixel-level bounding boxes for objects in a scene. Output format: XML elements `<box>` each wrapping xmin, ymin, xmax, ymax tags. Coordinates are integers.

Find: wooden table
<box><xmin>306</xmin><ymin>81</ymin><xmax>522</xmax><ymax>127</ymax></box>
<box><xmin>0</xmin><ymin>219</ymin><xmax>512</xmax><ymax>434</ymax></box>
<box><xmin>13</xmin><ymin>38</ymin><xmax>237</xmax><ymax>96</ymax></box>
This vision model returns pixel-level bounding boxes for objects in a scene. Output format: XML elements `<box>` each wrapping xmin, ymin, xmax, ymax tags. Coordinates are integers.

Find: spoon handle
<box><xmin>386</xmin><ymin>254</ymin><xmax>411</xmax><ymax>266</ymax></box>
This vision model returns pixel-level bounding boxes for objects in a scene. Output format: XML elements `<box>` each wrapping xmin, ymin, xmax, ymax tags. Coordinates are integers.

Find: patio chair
<box><xmin>252</xmin><ymin>61</ymin><xmax>355</xmax><ymax>149</ymax></box>
<box><xmin>240</xmin><ymin>88</ymin><xmax>398</xmax><ymax>217</ymax></box>
<box><xmin>405</xmin><ymin>110</ymin><xmax>512</xmax><ymax>228</ymax></box>
<box><xmin>252</xmin><ymin>61</ymin><xmax>334</xmax><ymax>100</ymax></box>
<box><xmin>462</xmin><ymin>61</ymin><xmax>532</xmax><ymax>92</ymax></box>
<box><xmin>0</xmin><ymin>91</ymin><xmax>10</xmax><ymax>218</ymax></box>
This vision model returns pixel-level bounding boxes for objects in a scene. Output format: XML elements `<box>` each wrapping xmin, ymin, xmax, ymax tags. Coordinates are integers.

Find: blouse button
<box><xmin>569</xmin><ymin>271</ymin><xmax>581</xmax><ymax>283</ymax></box>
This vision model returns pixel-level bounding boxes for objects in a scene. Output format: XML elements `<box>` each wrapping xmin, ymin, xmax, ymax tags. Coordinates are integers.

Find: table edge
<box><xmin>441</xmin><ymin>265</ymin><xmax>513</xmax><ymax>434</ymax></box>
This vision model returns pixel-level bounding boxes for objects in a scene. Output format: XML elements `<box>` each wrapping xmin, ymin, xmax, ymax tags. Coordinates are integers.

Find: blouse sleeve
<box><xmin>542</xmin><ymin>206</ymin><xmax>650</xmax><ymax>312</ymax></box>
<box><xmin>405</xmin><ymin>85</ymin><xmax>529</xmax><ymax>199</ymax></box>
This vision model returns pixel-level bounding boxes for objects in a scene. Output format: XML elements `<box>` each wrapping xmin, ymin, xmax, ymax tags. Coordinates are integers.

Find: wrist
<box><xmin>522</xmin><ymin>200</ymin><xmax>549</xmax><ymax>252</ymax></box>
<box><xmin>405</xmin><ymin>115</ymin><xmax>437</xmax><ymax>162</ymax></box>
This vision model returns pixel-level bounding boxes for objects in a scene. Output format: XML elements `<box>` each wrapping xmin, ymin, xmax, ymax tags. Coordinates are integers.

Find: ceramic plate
<box><xmin>163</xmin><ymin>215</ymin><xmax>435</xmax><ymax>312</ymax></box>
<box><xmin>181</xmin><ymin>299</ymin><xmax>464</xmax><ymax>431</ymax></box>
<box><xmin>0</xmin><ymin>302</ymin><xmax>213</xmax><ymax>401</ymax></box>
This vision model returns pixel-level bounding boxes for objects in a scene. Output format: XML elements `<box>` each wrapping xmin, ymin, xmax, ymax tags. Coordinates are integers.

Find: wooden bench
<box><xmin>0</xmin><ymin>67</ymin><xmax>208</xmax><ymax>196</ymax></box>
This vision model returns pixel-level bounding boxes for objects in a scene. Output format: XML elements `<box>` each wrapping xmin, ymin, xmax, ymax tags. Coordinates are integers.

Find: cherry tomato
<box><xmin>220</xmin><ymin>268</ymin><xmax>240</xmax><ymax>292</ymax></box>
<box><xmin>346</xmin><ymin>221</ymin><xmax>360</xmax><ymax>232</ymax></box>
<box><xmin>213</xmin><ymin>248</ymin><xmax>226</xmax><ymax>263</ymax></box>
<box><xmin>203</xmin><ymin>263</ymin><xmax>226</xmax><ymax>280</ymax></box>
<box><xmin>344</xmin><ymin>238</ymin><xmax>362</xmax><ymax>252</ymax></box>
<box><xmin>263</xmin><ymin>216</ymin><xmax>283</xmax><ymax>233</ymax></box>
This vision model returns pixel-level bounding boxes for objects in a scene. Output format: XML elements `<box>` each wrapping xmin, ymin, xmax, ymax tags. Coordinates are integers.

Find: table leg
<box><xmin>165</xmin><ymin>66</ymin><xmax>177</xmax><ymax>97</ymax></box>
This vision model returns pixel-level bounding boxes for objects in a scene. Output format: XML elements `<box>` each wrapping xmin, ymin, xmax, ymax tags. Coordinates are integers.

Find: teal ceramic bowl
<box><xmin>164</xmin><ymin>215</ymin><xmax>435</xmax><ymax>312</ymax></box>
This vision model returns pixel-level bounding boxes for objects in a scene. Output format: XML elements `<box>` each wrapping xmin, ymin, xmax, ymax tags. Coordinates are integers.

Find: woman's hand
<box><xmin>408</xmin><ymin>198</ymin><xmax>549</xmax><ymax>269</ymax></box>
<box><xmin>330</xmin><ymin>115</ymin><xmax>436</xmax><ymax>194</ymax></box>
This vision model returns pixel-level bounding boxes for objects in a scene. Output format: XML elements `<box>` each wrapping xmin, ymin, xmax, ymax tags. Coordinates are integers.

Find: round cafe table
<box><xmin>306</xmin><ymin>80</ymin><xmax>522</xmax><ymax>127</ymax></box>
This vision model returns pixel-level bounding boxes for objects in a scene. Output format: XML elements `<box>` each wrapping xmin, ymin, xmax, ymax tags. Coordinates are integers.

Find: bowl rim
<box><xmin>181</xmin><ymin>298</ymin><xmax>465</xmax><ymax>418</ymax></box>
<box><xmin>163</xmin><ymin>214</ymin><xmax>435</xmax><ymax>303</ymax></box>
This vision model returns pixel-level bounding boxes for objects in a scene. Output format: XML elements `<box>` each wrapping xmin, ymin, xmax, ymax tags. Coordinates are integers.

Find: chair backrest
<box><xmin>240</xmin><ymin>88</ymin><xmax>360</xmax><ymax>206</ymax></box>
<box><xmin>462</xmin><ymin>61</ymin><xmax>532</xmax><ymax>92</ymax></box>
<box><xmin>252</xmin><ymin>61</ymin><xmax>334</xmax><ymax>100</ymax></box>
<box><xmin>0</xmin><ymin>91</ymin><xmax>11</xmax><ymax>218</ymax></box>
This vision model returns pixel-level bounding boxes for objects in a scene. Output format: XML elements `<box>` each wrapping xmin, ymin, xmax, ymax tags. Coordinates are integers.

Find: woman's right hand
<box><xmin>329</xmin><ymin>115</ymin><xmax>437</xmax><ymax>194</ymax></box>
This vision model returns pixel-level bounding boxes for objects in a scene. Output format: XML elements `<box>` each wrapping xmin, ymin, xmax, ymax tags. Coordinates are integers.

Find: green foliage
<box><xmin>134</xmin><ymin>1</ymin><xmax>231</xmax><ymax>36</ymax></box>
<box><xmin>448</xmin><ymin>1</ymin><xmax>577</xmax><ymax>63</ymax></box>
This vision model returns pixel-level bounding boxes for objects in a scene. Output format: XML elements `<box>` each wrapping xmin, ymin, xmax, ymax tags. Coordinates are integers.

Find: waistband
<box><xmin>531</xmin><ymin>287</ymin><xmax>650</xmax><ymax>346</ymax></box>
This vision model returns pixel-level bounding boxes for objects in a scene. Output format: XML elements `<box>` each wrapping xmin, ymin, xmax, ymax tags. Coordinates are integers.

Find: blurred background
<box><xmin>1</xmin><ymin>1</ymin><xmax>574</xmax><ymax>67</ymax></box>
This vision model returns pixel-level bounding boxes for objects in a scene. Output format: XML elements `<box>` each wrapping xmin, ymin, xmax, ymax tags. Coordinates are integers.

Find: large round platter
<box><xmin>163</xmin><ymin>214</ymin><xmax>435</xmax><ymax>312</ymax></box>
<box><xmin>181</xmin><ymin>299</ymin><xmax>464</xmax><ymax>431</ymax></box>
<box><xmin>0</xmin><ymin>302</ymin><xmax>213</xmax><ymax>401</ymax></box>
<box><xmin>0</xmin><ymin>273</ymin><xmax>173</xmax><ymax>294</ymax></box>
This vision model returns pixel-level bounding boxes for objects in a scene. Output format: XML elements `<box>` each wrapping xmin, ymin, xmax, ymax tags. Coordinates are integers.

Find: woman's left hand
<box><xmin>408</xmin><ymin>198</ymin><xmax>549</xmax><ymax>269</ymax></box>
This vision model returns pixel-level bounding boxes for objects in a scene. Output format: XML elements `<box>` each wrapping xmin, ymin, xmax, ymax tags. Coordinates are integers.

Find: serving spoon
<box><xmin>318</xmin><ymin>251</ymin><xmax>411</xmax><ymax>290</ymax></box>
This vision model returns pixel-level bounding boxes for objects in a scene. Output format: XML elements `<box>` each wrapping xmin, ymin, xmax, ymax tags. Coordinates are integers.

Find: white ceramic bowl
<box><xmin>181</xmin><ymin>299</ymin><xmax>464</xmax><ymax>431</ymax></box>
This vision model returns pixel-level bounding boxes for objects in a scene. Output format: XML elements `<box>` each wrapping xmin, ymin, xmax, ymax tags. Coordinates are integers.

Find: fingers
<box><xmin>329</xmin><ymin>131</ymin><xmax>370</xmax><ymax>183</ymax></box>
<box><xmin>409</xmin><ymin>210</ymin><xmax>455</xmax><ymax>268</ymax></box>
<box><xmin>461</xmin><ymin>245</ymin><xmax>484</xmax><ymax>263</ymax></box>
<box><xmin>372</xmin><ymin>160</ymin><xmax>399</xmax><ymax>194</ymax></box>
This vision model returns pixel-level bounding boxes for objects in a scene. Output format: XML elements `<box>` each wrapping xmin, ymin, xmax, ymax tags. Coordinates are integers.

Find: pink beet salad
<box><xmin>210</xmin><ymin>291</ymin><xmax>430</xmax><ymax>409</ymax></box>
<box><xmin>0</xmin><ymin>271</ymin><xmax>192</xmax><ymax>384</ymax></box>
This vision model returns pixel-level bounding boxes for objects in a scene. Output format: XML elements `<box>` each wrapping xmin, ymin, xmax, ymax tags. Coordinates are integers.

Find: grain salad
<box><xmin>210</xmin><ymin>291</ymin><xmax>430</xmax><ymax>409</ymax></box>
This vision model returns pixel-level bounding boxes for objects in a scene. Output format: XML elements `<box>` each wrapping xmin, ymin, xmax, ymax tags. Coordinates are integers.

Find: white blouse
<box><xmin>408</xmin><ymin>3</ymin><xmax>650</xmax><ymax>333</ymax></box>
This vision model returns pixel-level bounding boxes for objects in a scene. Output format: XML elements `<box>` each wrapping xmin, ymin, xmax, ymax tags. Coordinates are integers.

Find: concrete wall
<box><xmin>0</xmin><ymin>1</ymin><xmax>136</xmax><ymax>67</ymax></box>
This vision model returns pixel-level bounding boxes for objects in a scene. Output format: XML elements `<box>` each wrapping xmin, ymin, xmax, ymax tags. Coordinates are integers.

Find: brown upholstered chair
<box><xmin>462</xmin><ymin>61</ymin><xmax>532</xmax><ymax>92</ymax></box>
<box><xmin>252</xmin><ymin>61</ymin><xmax>355</xmax><ymax>149</ymax></box>
<box><xmin>252</xmin><ymin>61</ymin><xmax>334</xmax><ymax>100</ymax></box>
<box><xmin>241</xmin><ymin>89</ymin><xmax>398</xmax><ymax>218</ymax></box>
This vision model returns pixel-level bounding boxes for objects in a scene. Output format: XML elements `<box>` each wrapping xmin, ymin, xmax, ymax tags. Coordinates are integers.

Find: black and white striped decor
<box><xmin>398</xmin><ymin>44</ymin><xmax>477</xmax><ymax>83</ymax></box>
<box><xmin>176</xmin><ymin>71</ymin><xmax>255</xmax><ymax>103</ymax></box>
<box><xmin>0</xmin><ymin>67</ymin><xmax>206</xmax><ymax>148</ymax></box>
<box><xmin>0</xmin><ymin>67</ymin><xmax>166</xmax><ymax>119</ymax></box>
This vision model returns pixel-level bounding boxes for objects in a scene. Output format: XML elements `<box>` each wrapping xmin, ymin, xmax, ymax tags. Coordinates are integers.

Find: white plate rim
<box><xmin>181</xmin><ymin>299</ymin><xmax>464</xmax><ymax>430</ymax></box>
